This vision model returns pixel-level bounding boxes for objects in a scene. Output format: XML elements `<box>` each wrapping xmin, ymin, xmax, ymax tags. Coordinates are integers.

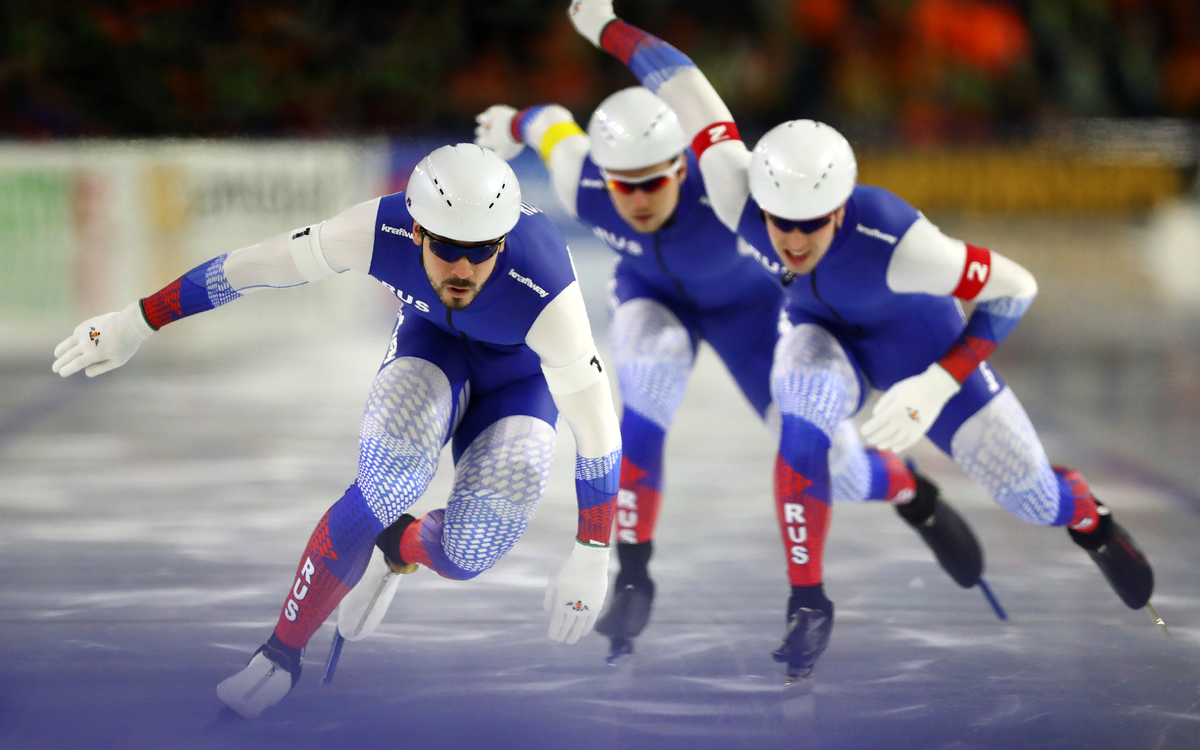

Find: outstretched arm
<box><xmin>568</xmin><ymin>0</ymin><xmax>751</xmax><ymax>231</ymax></box>
<box><xmin>52</xmin><ymin>198</ymin><xmax>379</xmax><ymax>378</ymax></box>
<box><xmin>476</xmin><ymin>104</ymin><xmax>590</xmax><ymax>218</ymax></box>
<box><xmin>526</xmin><ymin>280</ymin><xmax>622</xmax><ymax>644</ymax></box>
<box><xmin>862</xmin><ymin>217</ymin><xmax>1038</xmax><ymax>451</ymax></box>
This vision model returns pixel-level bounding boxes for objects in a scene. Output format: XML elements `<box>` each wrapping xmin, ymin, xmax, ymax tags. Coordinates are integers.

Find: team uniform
<box><xmin>507</xmin><ymin>121</ymin><xmax>783</xmax><ymax>542</ymax></box>
<box><xmin>52</xmin><ymin>145</ymin><xmax>623</xmax><ymax>717</ymax></box>
<box><xmin>568</xmin><ymin>1</ymin><xmax>1155</xmax><ymax>680</ymax></box>
<box><xmin>477</xmin><ymin>93</ymin><xmax>985</xmax><ymax>661</ymax></box>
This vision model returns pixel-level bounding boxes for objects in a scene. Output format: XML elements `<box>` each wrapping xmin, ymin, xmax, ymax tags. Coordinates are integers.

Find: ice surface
<box><xmin>2</xmin><ymin>296</ymin><xmax>1198</xmax><ymax>749</ymax></box>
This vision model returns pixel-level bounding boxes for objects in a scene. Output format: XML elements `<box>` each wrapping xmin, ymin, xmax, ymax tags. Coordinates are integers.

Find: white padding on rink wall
<box><xmin>1145</xmin><ymin>198</ymin><xmax>1200</xmax><ymax>311</ymax></box>
<box><xmin>0</xmin><ymin>140</ymin><xmax>392</xmax><ymax>348</ymax></box>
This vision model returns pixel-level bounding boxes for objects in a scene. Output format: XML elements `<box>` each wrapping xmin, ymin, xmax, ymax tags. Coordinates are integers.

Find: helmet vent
<box><xmin>643</xmin><ymin>110</ymin><xmax>667</xmax><ymax>137</ymax></box>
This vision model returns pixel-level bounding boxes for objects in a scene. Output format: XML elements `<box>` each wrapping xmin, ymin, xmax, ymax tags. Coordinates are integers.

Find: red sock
<box><xmin>871</xmin><ymin>449</ymin><xmax>918</xmax><ymax>504</ymax></box>
<box><xmin>1056</xmin><ymin>466</ymin><xmax>1101</xmax><ymax>533</ymax></box>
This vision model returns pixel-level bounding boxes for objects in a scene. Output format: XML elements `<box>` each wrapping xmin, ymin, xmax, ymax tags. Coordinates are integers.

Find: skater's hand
<box><xmin>475</xmin><ymin>105</ymin><xmax>525</xmax><ymax>161</ymax></box>
<box><xmin>544</xmin><ymin>541</ymin><xmax>610</xmax><ymax>644</ymax></box>
<box><xmin>862</xmin><ymin>363</ymin><xmax>960</xmax><ymax>453</ymax></box>
<box><xmin>52</xmin><ymin>302</ymin><xmax>154</xmax><ymax>378</ymax></box>
<box><xmin>568</xmin><ymin>0</ymin><xmax>617</xmax><ymax>47</ymax></box>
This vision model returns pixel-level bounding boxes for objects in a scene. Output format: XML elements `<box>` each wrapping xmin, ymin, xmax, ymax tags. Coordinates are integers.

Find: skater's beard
<box><xmin>434</xmin><ymin>276</ymin><xmax>480</xmax><ymax>310</ymax></box>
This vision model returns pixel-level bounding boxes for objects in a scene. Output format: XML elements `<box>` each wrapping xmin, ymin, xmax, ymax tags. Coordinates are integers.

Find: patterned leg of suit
<box><xmin>271</xmin><ymin>357</ymin><xmax>450</xmax><ymax>651</ymax></box>
<box><xmin>948</xmin><ymin>387</ymin><xmax>1093</xmax><ymax>527</ymax></box>
<box><xmin>771</xmin><ymin>324</ymin><xmax>859</xmax><ymax>593</ymax></box>
<box><xmin>830</xmin><ymin>421</ymin><xmax>918</xmax><ymax>505</ymax></box>
<box><xmin>399</xmin><ymin>415</ymin><xmax>557</xmax><ymax>579</ymax></box>
<box><xmin>608</xmin><ymin>298</ymin><xmax>694</xmax><ymax>548</ymax></box>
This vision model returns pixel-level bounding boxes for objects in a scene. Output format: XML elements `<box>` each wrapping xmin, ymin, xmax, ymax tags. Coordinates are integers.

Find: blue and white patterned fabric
<box><xmin>203</xmin><ymin>254</ymin><xmax>241</xmax><ymax>306</ymax></box>
<box><xmin>770</xmin><ymin>323</ymin><xmax>861</xmax><ymax>439</ymax></box>
<box><xmin>443</xmin><ymin>416</ymin><xmax>557</xmax><ymax>573</ymax></box>
<box><xmin>950</xmin><ymin>387</ymin><xmax>1063</xmax><ymax>525</ymax></box>
<box><xmin>356</xmin><ymin>357</ymin><xmax>453</xmax><ymax>523</ymax></box>
<box><xmin>829</xmin><ymin>421</ymin><xmax>872</xmax><ymax>504</ymax></box>
<box><xmin>609</xmin><ymin>298</ymin><xmax>694</xmax><ymax>431</ymax></box>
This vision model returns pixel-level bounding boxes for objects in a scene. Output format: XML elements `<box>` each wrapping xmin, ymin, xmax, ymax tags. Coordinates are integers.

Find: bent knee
<box><xmin>771</xmin><ymin>370</ymin><xmax>853</xmax><ymax>438</ymax></box>
<box><xmin>356</xmin><ymin>429</ymin><xmax>438</xmax><ymax>524</ymax></box>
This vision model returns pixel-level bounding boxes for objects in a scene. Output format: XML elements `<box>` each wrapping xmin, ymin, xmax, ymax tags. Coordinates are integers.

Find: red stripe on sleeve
<box><xmin>141</xmin><ymin>279</ymin><xmax>183</xmax><ymax>330</ymax></box>
<box><xmin>951</xmin><ymin>244</ymin><xmax>992</xmax><ymax>300</ymax></box>
<box><xmin>691</xmin><ymin>121</ymin><xmax>741</xmax><ymax>161</ymax></box>
<box><xmin>937</xmin><ymin>335</ymin><xmax>996</xmax><ymax>383</ymax></box>
<box><xmin>510</xmin><ymin>108</ymin><xmax>529</xmax><ymax>143</ymax></box>
<box><xmin>600</xmin><ymin>20</ymin><xmax>641</xmax><ymax>64</ymax></box>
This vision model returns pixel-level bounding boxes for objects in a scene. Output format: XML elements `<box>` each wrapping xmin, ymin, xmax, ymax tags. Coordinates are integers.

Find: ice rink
<box><xmin>3</xmin><ymin>220</ymin><xmax>1200</xmax><ymax>750</ymax></box>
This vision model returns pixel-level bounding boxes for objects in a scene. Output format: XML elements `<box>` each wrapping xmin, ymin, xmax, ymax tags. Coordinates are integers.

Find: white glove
<box><xmin>52</xmin><ymin>302</ymin><xmax>154</xmax><ymax>378</ymax></box>
<box><xmin>543</xmin><ymin>541</ymin><xmax>610</xmax><ymax>644</ymax></box>
<box><xmin>568</xmin><ymin>0</ymin><xmax>616</xmax><ymax>47</ymax></box>
<box><xmin>474</xmin><ymin>105</ymin><xmax>525</xmax><ymax>161</ymax></box>
<box><xmin>861</xmin><ymin>363</ymin><xmax>961</xmax><ymax>453</ymax></box>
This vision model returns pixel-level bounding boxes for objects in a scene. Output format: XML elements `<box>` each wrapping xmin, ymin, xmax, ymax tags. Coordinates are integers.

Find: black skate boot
<box><xmin>1068</xmin><ymin>500</ymin><xmax>1154</xmax><ymax>610</ymax></box>
<box><xmin>772</xmin><ymin>585</ymin><xmax>834</xmax><ymax>684</ymax></box>
<box><xmin>595</xmin><ymin>541</ymin><xmax>655</xmax><ymax>664</ymax></box>
<box><xmin>895</xmin><ymin>466</ymin><xmax>984</xmax><ymax>589</ymax></box>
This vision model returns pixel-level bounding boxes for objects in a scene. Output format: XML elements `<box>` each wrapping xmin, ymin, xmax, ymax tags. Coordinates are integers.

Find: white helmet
<box><xmin>406</xmin><ymin>143</ymin><xmax>522</xmax><ymax>242</ymax></box>
<box><xmin>749</xmin><ymin>120</ymin><xmax>857</xmax><ymax>220</ymax></box>
<box><xmin>587</xmin><ymin>87</ymin><xmax>688</xmax><ymax>170</ymax></box>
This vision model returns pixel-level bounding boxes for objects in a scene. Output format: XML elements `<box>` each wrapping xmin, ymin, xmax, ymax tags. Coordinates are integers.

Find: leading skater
<box><xmin>51</xmin><ymin>144</ymin><xmax>622</xmax><ymax>718</ymax></box>
<box><xmin>567</xmin><ymin>0</ymin><xmax>1156</xmax><ymax>682</ymax></box>
<box><xmin>472</xmin><ymin>87</ymin><xmax>992</xmax><ymax>663</ymax></box>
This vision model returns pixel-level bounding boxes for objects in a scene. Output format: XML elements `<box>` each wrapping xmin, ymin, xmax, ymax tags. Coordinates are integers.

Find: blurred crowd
<box><xmin>1</xmin><ymin>0</ymin><xmax>1197</xmax><ymax>143</ymax></box>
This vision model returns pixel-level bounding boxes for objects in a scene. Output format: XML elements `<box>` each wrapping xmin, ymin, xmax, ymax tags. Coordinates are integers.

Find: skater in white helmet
<box><xmin>52</xmin><ymin>144</ymin><xmax>623</xmax><ymax>717</ymax></box>
<box><xmin>568</xmin><ymin>0</ymin><xmax>1156</xmax><ymax>683</ymax></box>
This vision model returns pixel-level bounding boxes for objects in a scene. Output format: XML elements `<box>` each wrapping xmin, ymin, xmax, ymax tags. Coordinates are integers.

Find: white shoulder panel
<box><xmin>886</xmin><ymin>215</ymin><xmax>967</xmax><ymax>295</ymax></box>
<box><xmin>317</xmin><ymin>197</ymin><xmax>380</xmax><ymax>275</ymax></box>
<box><xmin>697</xmin><ymin>139</ymin><xmax>752</xmax><ymax>232</ymax></box>
<box><xmin>526</xmin><ymin>281</ymin><xmax>592</xmax><ymax>365</ymax></box>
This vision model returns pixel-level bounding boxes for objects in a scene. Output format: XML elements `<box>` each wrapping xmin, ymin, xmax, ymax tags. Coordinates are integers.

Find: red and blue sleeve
<box><xmin>599</xmin><ymin>20</ymin><xmax>697</xmax><ymax>94</ymax></box>
<box><xmin>937</xmin><ymin>245</ymin><xmax>1034</xmax><ymax>382</ymax></box>
<box><xmin>140</xmin><ymin>254</ymin><xmax>242</xmax><ymax>330</ymax></box>
<box><xmin>574</xmin><ymin>449</ymin><xmax>620</xmax><ymax>547</ymax></box>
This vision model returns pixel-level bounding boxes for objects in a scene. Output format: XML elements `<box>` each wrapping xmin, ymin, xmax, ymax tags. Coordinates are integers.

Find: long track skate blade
<box><xmin>784</xmin><ymin>666</ymin><xmax>813</xmax><ymax>686</ymax></box>
<box><xmin>209</xmin><ymin>706</ymin><xmax>245</xmax><ymax>725</ymax></box>
<box><xmin>605</xmin><ymin>637</ymin><xmax>634</xmax><ymax>666</ymax></box>
<box><xmin>977</xmin><ymin>578</ymin><xmax>1007</xmax><ymax>621</ymax></box>
<box><xmin>1145</xmin><ymin>602</ymin><xmax>1170</xmax><ymax>637</ymax></box>
<box><xmin>322</xmin><ymin>631</ymin><xmax>345</xmax><ymax>684</ymax></box>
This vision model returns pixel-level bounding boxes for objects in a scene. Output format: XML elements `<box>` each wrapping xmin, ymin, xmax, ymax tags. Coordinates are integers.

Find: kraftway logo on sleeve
<box><xmin>381</xmin><ymin>223</ymin><xmax>413</xmax><ymax>239</ymax></box>
<box><xmin>509</xmin><ymin>268</ymin><xmax>548</xmax><ymax>297</ymax></box>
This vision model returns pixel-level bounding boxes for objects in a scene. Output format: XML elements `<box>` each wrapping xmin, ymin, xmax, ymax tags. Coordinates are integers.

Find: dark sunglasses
<box><xmin>763</xmin><ymin>210</ymin><xmax>832</xmax><ymax>234</ymax></box>
<box><xmin>602</xmin><ymin>157</ymin><xmax>683</xmax><ymax>195</ymax></box>
<box><xmin>419</xmin><ymin>228</ymin><xmax>505</xmax><ymax>264</ymax></box>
